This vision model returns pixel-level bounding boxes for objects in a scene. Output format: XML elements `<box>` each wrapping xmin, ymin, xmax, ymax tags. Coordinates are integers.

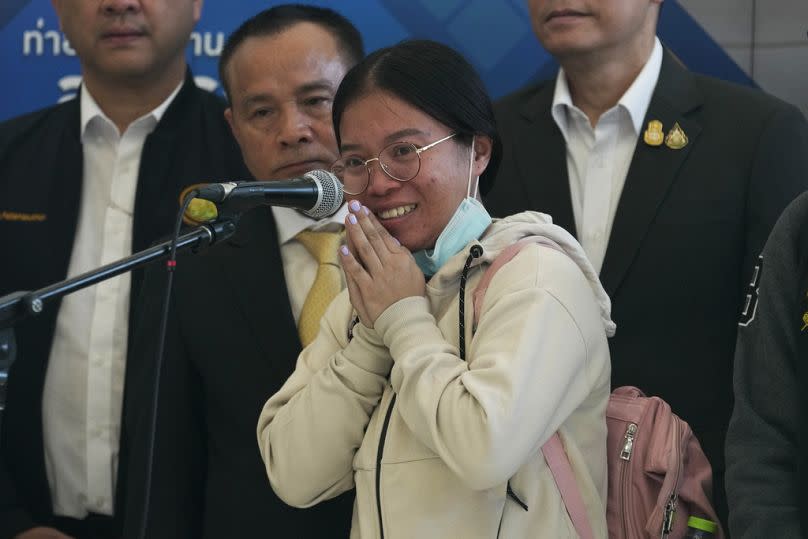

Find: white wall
<box><xmin>678</xmin><ymin>0</ymin><xmax>808</xmax><ymax>118</ymax></box>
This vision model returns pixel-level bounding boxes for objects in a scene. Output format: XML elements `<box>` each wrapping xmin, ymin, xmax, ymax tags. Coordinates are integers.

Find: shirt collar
<box><xmin>273</xmin><ymin>203</ymin><xmax>349</xmax><ymax>245</ymax></box>
<box><xmin>551</xmin><ymin>37</ymin><xmax>663</xmax><ymax>137</ymax></box>
<box><xmin>550</xmin><ymin>68</ymin><xmax>575</xmax><ymax>142</ymax></box>
<box><xmin>618</xmin><ymin>37</ymin><xmax>663</xmax><ymax>135</ymax></box>
<box><xmin>80</xmin><ymin>79</ymin><xmax>184</xmax><ymax>141</ymax></box>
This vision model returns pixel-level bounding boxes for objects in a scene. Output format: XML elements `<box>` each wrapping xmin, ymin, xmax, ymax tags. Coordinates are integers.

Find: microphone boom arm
<box><xmin>0</xmin><ymin>218</ymin><xmax>237</xmax><ymax>329</ymax></box>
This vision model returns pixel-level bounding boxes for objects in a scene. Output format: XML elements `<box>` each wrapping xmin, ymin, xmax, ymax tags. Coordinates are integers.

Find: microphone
<box><xmin>193</xmin><ymin>170</ymin><xmax>344</xmax><ymax>219</ymax></box>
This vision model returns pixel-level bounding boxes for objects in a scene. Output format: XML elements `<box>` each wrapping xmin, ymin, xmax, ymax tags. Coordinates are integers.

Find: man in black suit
<box><xmin>484</xmin><ymin>0</ymin><xmax>808</xmax><ymax>527</ymax></box>
<box><xmin>0</xmin><ymin>0</ymin><xmax>247</xmax><ymax>538</ymax></box>
<box><xmin>122</xmin><ymin>6</ymin><xmax>362</xmax><ymax>538</ymax></box>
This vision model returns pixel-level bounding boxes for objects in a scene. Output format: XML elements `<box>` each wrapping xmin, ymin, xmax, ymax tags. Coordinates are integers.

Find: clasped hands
<box><xmin>340</xmin><ymin>200</ymin><xmax>425</xmax><ymax>328</ymax></box>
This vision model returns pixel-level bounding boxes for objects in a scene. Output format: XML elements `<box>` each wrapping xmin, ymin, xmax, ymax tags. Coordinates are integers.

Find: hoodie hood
<box><xmin>430</xmin><ymin>210</ymin><xmax>616</xmax><ymax>337</ymax></box>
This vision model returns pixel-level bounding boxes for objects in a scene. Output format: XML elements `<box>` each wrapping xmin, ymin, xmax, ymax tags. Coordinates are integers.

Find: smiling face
<box><xmin>52</xmin><ymin>0</ymin><xmax>200</xmax><ymax>84</ymax></box>
<box><xmin>339</xmin><ymin>90</ymin><xmax>490</xmax><ymax>251</ymax></box>
<box><xmin>527</xmin><ymin>0</ymin><xmax>660</xmax><ymax>61</ymax></box>
<box><xmin>224</xmin><ymin>22</ymin><xmax>349</xmax><ymax>180</ymax></box>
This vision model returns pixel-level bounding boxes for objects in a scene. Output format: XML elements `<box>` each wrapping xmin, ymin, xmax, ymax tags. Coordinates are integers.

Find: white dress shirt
<box><xmin>551</xmin><ymin>37</ymin><xmax>663</xmax><ymax>273</ymax></box>
<box><xmin>42</xmin><ymin>82</ymin><xmax>182</xmax><ymax>518</ymax></box>
<box><xmin>272</xmin><ymin>205</ymin><xmax>348</xmax><ymax>323</ymax></box>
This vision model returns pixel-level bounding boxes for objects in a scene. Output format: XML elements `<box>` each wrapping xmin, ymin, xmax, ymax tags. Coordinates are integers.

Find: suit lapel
<box><xmin>599</xmin><ymin>51</ymin><xmax>704</xmax><ymax>297</ymax></box>
<box><xmin>131</xmin><ymin>74</ymin><xmax>198</xmax><ymax>254</ymax></box>
<box><xmin>515</xmin><ymin>86</ymin><xmax>577</xmax><ymax>237</ymax></box>
<box><xmin>129</xmin><ymin>73</ymin><xmax>196</xmax><ymax>307</ymax></box>
<box><xmin>47</xmin><ymin>99</ymin><xmax>83</xmax><ymax>284</ymax></box>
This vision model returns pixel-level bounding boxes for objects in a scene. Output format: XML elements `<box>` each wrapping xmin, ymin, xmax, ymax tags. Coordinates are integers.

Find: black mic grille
<box><xmin>303</xmin><ymin>170</ymin><xmax>344</xmax><ymax>218</ymax></box>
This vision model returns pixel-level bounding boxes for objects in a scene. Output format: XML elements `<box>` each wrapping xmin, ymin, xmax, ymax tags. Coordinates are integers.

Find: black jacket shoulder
<box><xmin>0</xmin><ymin>101</ymin><xmax>77</xmax><ymax>163</ymax></box>
<box><xmin>690</xmin><ymin>71</ymin><xmax>805</xmax><ymax>128</ymax></box>
<box><xmin>767</xmin><ymin>190</ymin><xmax>808</xmax><ymax>262</ymax></box>
<box><xmin>494</xmin><ymin>78</ymin><xmax>554</xmax><ymax>117</ymax></box>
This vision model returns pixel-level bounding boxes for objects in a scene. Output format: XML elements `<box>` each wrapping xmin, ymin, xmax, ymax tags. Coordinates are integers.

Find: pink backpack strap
<box><xmin>472</xmin><ymin>237</ymin><xmax>563</xmax><ymax>330</ymax></box>
<box><xmin>542</xmin><ymin>434</ymin><xmax>595</xmax><ymax>539</ymax></box>
<box><xmin>472</xmin><ymin>237</ymin><xmax>594</xmax><ymax>538</ymax></box>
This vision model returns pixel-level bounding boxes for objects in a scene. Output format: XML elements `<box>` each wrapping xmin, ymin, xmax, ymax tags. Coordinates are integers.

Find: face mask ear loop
<box><xmin>467</xmin><ymin>135</ymin><xmax>479</xmax><ymax>199</ymax></box>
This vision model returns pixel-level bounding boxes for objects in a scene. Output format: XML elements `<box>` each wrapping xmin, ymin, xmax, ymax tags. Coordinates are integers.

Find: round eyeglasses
<box><xmin>330</xmin><ymin>132</ymin><xmax>457</xmax><ymax>195</ymax></box>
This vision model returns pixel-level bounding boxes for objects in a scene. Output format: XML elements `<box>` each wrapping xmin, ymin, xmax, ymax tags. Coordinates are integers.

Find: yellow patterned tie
<box><xmin>296</xmin><ymin>229</ymin><xmax>345</xmax><ymax>347</ymax></box>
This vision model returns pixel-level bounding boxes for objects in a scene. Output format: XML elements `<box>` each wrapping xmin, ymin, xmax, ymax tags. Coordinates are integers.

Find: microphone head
<box><xmin>302</xmin><ymin>170</ymin><xmax>344</xmax><ymax>218</ymax></box>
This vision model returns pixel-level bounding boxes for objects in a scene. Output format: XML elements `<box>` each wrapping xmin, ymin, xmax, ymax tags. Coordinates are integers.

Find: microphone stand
<box><xmin>0</xmin><ymin>205</ymin><xmax>239</xmax><ymax>532</ymax></box>
<box><xmin>0</xmin><ymin>218</ymin><xmax>236</xmax><ymax>329</ymax></box>
<box><xmin>0</xmin><ymin>215</ymin><xmax>236</xmax><ymax>460</ymax></box>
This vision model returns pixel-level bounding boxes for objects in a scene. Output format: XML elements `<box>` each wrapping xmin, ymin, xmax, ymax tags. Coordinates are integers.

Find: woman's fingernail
<box><xmin>349</xmin><ymin>200</ymin><xmax>361</xmax><ymax>211</ymax></box>
<box><xmin>340</xmin><ymin>245</ymin><xmax>349</xmax><ymax>256</ymax></box>
<box><xmin>362</xmin><ymin>206</ymin><xmax>370</xmax><ymax>216</ymax></box>
<box><xmin>348</xmin><ymin>214</ymin><xmax>357</xmax><ymax>225</ymax></box>
<box><xmin>393</xmin><ymin>238</ymin><xmax>400</xmax><ymax>246</ymax></box>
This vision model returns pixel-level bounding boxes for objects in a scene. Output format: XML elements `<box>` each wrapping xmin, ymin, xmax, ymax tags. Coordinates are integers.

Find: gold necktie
<box><xmin>296</xmin><ymin>229</ymin><xmax>344</xmax><ymax>347</ymax></box>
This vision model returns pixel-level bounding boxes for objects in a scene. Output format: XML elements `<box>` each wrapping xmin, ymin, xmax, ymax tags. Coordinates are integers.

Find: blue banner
<box><xmin>0</xmin><ymin>0</ymin><xmax>752</xmax><ymax>122</ymax></box>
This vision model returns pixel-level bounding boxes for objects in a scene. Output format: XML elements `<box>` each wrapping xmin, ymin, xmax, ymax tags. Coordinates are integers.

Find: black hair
<box><xmin>218</xmin><ymin>4</ymin><xmax>364</xmax><ymax>101</ymax></box>
<box><xmin>332</xmin><ymin>39</ymin><xmax>501</xmax><ymax>195</ymax></box>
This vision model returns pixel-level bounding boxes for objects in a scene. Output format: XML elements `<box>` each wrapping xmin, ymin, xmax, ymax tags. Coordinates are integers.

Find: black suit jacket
<box><xmin>485</xmin><ymin>49</ymin><xmax>808</xmax><ymax>523</ymax></box>
<box><xmin>0</xmin><ymin>72</ymin><xmax>247</xmax><ymax>538</ymax></box>
<box><xmin>122</xmin><ymin>207</ymin><xmax>354</xmax><ymax>538</ymax></box>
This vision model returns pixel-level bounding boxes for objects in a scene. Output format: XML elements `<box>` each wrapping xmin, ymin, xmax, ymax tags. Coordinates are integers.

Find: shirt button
<box><xmin>95</xmin><ymin>497</ymin><xmax>105</xmax><ymax>510</ymax></box>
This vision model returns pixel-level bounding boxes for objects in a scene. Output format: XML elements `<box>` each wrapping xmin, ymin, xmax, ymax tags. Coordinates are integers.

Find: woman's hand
<box><xmin>340</xmin><ymin>200</ymin><xmax>425</xmax><ymax>327</ymax></box>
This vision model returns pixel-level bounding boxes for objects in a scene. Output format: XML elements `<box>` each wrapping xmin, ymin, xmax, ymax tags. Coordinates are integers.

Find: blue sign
<box><xmin>0</xmin><ymin>0</ymin><xmax>752</xmax><ymax>122</ymax></box>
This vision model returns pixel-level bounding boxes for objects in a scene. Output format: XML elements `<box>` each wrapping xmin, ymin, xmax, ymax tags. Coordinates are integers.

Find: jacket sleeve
<box><xmin>726</xmin><ymin>206</ymin><xmax>802</xmax><ymax>538</ymax></box>
<box><xmin>379</xmin><ymin>246</ymin><xmax>605</xmax><ymax>491</ymax></box>
<box><xmin>0</xmin><ymin>110</ymin><xmax>61</xmax><ymax>539</ymax></box>
<box><xmin>257</xmin><ymin>295</ymin><xmax>393</xmax><ymax>508</ymax></box>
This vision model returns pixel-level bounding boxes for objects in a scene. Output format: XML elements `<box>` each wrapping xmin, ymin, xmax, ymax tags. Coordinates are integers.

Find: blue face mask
<box><xmin>413</xmin><ymin>138</ymin><xmax>492</xmax><ymax>275</ymax></box>
<box><xmin>413</xmin><ymin>197</ymin><xmax>491</xmax><ymax>275</ymax></box>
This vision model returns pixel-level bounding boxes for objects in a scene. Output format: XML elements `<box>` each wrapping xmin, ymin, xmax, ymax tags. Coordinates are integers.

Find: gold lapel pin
<box><xmin>801</xmin><ymin>312</ymin><xmax>808</xmax><ymax>332</ymax></box>
<box><xmin>665</xmin><ymin>122</ymin><xmax>688</xmax><ymax>150</ymax></box>
<box><xmin>643</xmin><ymin>120</ymin><xmax>664</xmax><ymax>147</ymax></box>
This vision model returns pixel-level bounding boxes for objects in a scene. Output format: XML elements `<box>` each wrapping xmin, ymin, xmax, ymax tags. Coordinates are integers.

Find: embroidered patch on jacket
<box><xmin>739</xmin><ymin>255</ymin><xmax>763</xmax><ymax>327</ymax></box>
<box><xmin>0</xmin><ymin>211</ymin><xmax>47</xmax><ymax>222</ymax></box>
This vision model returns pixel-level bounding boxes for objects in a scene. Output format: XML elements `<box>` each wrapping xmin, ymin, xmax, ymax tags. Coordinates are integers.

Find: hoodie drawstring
<box><xmin>458</xmin><ymin>244</ymin><xmax>483</xmax><ymax>361</ymax></box>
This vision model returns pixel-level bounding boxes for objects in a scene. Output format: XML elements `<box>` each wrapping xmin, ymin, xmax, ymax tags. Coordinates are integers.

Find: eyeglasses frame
<box><xmin>332</xmin><ymin>132</ymin><xmax>458</xmax><ymax>195</ymax></box>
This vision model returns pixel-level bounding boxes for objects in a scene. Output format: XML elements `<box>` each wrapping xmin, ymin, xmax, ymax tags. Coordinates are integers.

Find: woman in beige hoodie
<box><xmin>257</xmin><ymin>40</ymin><xmax>613</xmax><ymax>539</ymax></box>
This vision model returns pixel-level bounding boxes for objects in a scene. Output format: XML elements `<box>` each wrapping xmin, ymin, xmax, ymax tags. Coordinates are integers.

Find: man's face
<box><xmin>224</xmin><ymin>22</ymin><xmax>350</xmax><ymax>181</ymax></box>
<box><xmin>52</xmin><ymin>0</ymin><xmax>201</xmax><ymax>82</ymax></box>
<box><xmin>527</xmin><ymin>0</ymin><xmax>659</xmax><ymax>60</ymax></box>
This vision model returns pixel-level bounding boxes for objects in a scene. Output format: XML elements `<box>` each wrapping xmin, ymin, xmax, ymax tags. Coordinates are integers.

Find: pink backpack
<box><xmin>473</xmin><ymin>238</ymin><xmax>723</xmax><ymax>539</ymax></box>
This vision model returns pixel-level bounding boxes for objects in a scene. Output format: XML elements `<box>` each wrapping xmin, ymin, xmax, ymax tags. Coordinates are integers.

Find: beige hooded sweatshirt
<box><xmin>258</xmin><ymin>211</ymin><xmax>614</xmax><ymax>538</ymax></box>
